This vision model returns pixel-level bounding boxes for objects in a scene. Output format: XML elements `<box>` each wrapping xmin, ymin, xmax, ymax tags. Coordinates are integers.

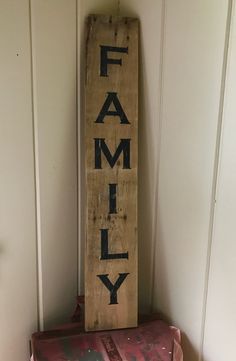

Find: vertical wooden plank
<box><xmin>0</xmin><ymin>1</ymin><xmax>38</xmax><ymax>359</ymax></box>
<box><xmin>152</xmin><ymin>1</ymin><xmax>228</xmax><ymax>360</ymax></box>
<box><xmin>203</xmin><ymin>2</ymin><xmax>236</xmax><ymax>361</ymax></box>
<box><xmin>31</xmin><ymin>0</ymin><xmax>77</xmax><ymax>329</ymax></box>
<box><xmin>119</xmin><ymin>0</ymin><xmax>164</xmax><ymax>313</ymax></box>
<box><xmin>77</xmin><ymin>0</ymin><xmax>120</xmax><ymax>302</ymax></box>
<box><xmin>85</xmin><ymin>15</ymin><xmax>138</xmax><ymax>331</ymax></box>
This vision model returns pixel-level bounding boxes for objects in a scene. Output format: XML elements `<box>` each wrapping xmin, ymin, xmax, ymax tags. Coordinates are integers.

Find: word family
<box><xmin>85</xmin><ymin>15</ymin><xmax>138</xmax><ymax>331</ymax></box>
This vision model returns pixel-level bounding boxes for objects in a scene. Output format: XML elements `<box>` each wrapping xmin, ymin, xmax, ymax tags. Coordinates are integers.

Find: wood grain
<box><xmin>85</xmin><ymin>15</ymin><xmax>138</xmax><ymax>331</ymax></box>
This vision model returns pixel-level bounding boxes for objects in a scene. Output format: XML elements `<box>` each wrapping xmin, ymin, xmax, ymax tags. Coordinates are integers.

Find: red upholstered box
<box><xmin>31</xmin><ymin>319</ymin><xmax>183</xmax><ymax>361</ymax></box>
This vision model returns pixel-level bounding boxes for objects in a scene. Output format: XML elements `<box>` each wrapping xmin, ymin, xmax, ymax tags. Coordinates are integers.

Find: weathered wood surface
<box><xmin>85</xmin><ymin>15</ymin><xmax>139</xmax><ymax>331</ymax></box>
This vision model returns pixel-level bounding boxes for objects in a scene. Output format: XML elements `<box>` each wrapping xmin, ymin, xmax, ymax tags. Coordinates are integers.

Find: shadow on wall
<box><xmin>154</xmin><ymin>230</ymin><xmax>201</xmax><ymax>361</ymax></box>
<box><xmin>138</xmin><ymin>37</ymin><xmax>156</xmax><ymax>314</ymax></box>
<box><xmin>42</xmin><ymin>104</ymin><xmax>78</xmax><ymax>329</ymax></box>
<box><xmin>157</xmin><ymin>307</ymin><xmax>199</xmax><ymax>361</ymax></box>
<box><xmin>120</xmin><ymin>3</ymin><xmax>158</xmax><ymax>314</ymax></box>
<box><xmin>181</xmin><ymin>334</ymin><xmax>199</xmax><ymax>361</ymax></box>
<box><xmin>0</xmin><ymin>244</ymin><xmax>5</xmax><ymax>279</ymax></box>
<box><xmin>83</xmin><ymin>0</ymin><xmax>120</xmax><ymax>17</ymax></box>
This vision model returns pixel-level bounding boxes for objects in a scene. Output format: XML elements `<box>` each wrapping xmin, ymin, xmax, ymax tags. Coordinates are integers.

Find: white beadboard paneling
<box><xmin>152</xmin><ymin>1</ymin><xmax>228</xmax><ymax>360</ymax></box>
<box><xmin>1</xmin><ymin>1</ymin><xmax>235</xmax><ymax>359</ymax></box>
<box><xmin>31</xmin><ymin>0</ymin><xmax>78</xmax><ymax>329</ymax></box>
<box><xmin>119</xmin><ymin>0</ymin><xmax>164</xmax><ymax>313</ymax></box>
<box><xmin>0</xmin><ymin>1</ymin><xmax>38</xmax><ymax>360</ymax></box>
<box><xmin>203</xmin><ymin>2</ymin><xmax>236</xmax><ymax>361</ymax></box>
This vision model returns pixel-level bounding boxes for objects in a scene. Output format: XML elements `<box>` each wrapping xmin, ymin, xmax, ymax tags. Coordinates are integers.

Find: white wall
<box><xmin>1</xmin><ymin>0</ymin><xmax>78</xmax><ymax>359</ymax></box>
<box><xmin>203</xmin><ymin>1</ymin><xmax>236</xmax><ymax>360</ymax></box>
<box><xmin>30</xmin><ymin>0</ymin><xmax>78</xmax><ymax>331</ymax></box>
<box><xmin>0</xmin><ymin>1</ymin><xmax>38</xmax><ymax>359</ymax></box>
<box><xmin>152</xmin><ymin>1</ymin><xmax>229</xmax><ymax>360</ymax></box>
<box><xmin>0</xmin><ymin>0</ymin><xmax>235</xmax><ymax>360</ymax></box>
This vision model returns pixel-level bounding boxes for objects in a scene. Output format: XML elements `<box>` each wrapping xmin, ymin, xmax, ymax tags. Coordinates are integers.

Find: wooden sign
<box><xmin>85</xmin><ymin>15</ymin><xmax>138</xmax><ymax>331</ymax></box>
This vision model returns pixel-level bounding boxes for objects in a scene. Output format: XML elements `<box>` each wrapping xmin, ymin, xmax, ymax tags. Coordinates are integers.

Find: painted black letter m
<box><xmin>94</xmin><ymin>138</ymin><xmax>131</xmax><ymax>169</ymax></box>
